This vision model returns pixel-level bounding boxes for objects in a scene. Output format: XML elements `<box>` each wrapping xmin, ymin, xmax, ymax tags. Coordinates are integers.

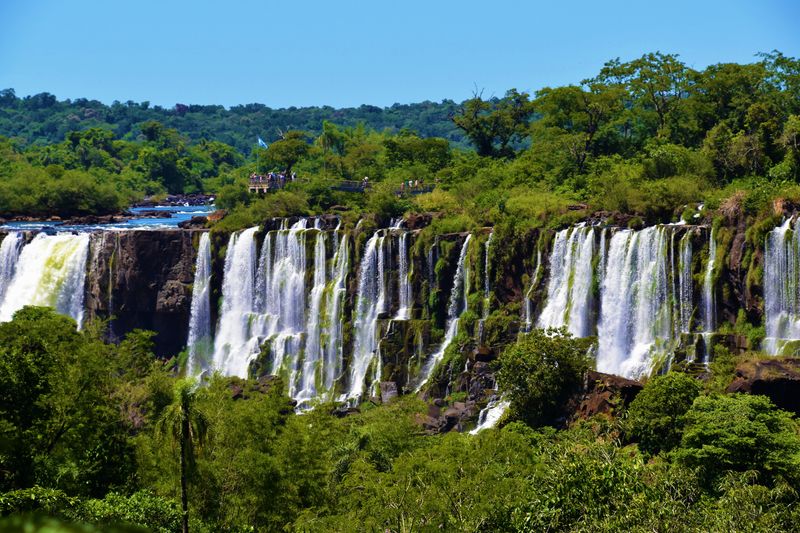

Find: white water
<box><xmin>395</xmin><ymin>230</ymin><xmax>412</xmax><ymax>320</ymax></box>
<box><xmin>186</xmin><ymin>232</ymin><xmax>213</xmax><ymax>375</ymax></box>
<box><xmin>323</xmin><ymin>232</ymin><xmax>349</xmax><ymax>396</ymax></box>
<box><xmin>0</xmin><ymin>232</ymin><xmax>89</xmax><ymax>326</ymax></box>
<box><xmin>764</xmin><ymin>218</ymin><xmax>800</xmax><ymax>354</ymax></box>
<box><xmin>523</xmin><ymin>250</ymin><xmax>542</xmax><ymax>332</ymax></box>
<box><xmin>0</xmin><ymin>232</ymin><xmax>24</xmax><ymax>304</ymax></box>
<box><xmin>347</xmin><ymin>231</ymin><xmax>388</xmax><ymax>400</ymax></box>
<box><xmin>469</xmin><ymin>397</ymin><xmax>510</xmax><ymax>434</ymax></box>
<box><xmin>296</xmin><ymin>230</ymin><xmax>327</xmax><ymax>403</ymax></box>
<box><xmin>212</xmin><ymin>227</ymin><xmax>260</xmax><ymax>377</ymax></box>
<box><xmin>702</xmin><ymin>227</ymin><xmax>717</xmax><ymax>332</ymax></box>
<box><xmin>597</xmin><ymin>227</ymin><xmax>676</xmax><ymax>378</ymax></box>
<box><xmin>538</xmin><ymin>225</ymin><xmax>595</xmax><ymax>337</ymax></box>
<box><xmin>416</xmin><ymin>234</ymin><xmax>473</xmax><ymax>391</ymax></box>
<box><xmin>678</xmin><ymin>231</ymin><xmax>693</xmax><ymax>334</ymax></box>
<box><xmin>483</xmin><ymin>231</ymin><xmax>493</xmax><ymax>319</ymax></box>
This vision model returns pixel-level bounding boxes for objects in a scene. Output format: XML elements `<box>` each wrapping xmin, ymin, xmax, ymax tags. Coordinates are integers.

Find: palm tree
<box><xmin>157</xmin><ymin>378</ymin><xmax>209</xmax><ymax>533</ymax></box>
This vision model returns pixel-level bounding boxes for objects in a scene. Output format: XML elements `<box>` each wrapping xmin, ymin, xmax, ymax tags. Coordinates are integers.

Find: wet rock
<box><xmin>727</xmin><ymin>357</ymin><xmax>800</xmax><ymax>415</ymax></box>
<box><xmin>178</xmin><ymin>216</ymin><xmax>208</xmax><ymax>229</ymax></box>
<box><xmin>568</xmin><ymin>371</ymin><xmax>643</xmax><ymax>423</ymax></box>
<box><xmin>472</xmin><ymin>345</ymin><xmax>494</xmax><ymax>362</ymax></box>
<box><xmin>84</xmin><ymin>230</ymin><xmax>198</xmax><ymax>357</ymax></box>
<box><xmin>380</xmin><ymin>381</ymin><xmax>398</xmax><ymax>403</ymax></box>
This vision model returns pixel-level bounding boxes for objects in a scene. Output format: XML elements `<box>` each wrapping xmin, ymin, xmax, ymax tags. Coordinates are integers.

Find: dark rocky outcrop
<box><xmin>568</xmin><ymin>371</ymin><xmax>643</xmax><ymax>423</ymax></box>
<box><xmin>84</xmin><ymin>230</ymin><xmax>203</xmax><ymax>357</ymax></box>
<box><xmin>727</xmin><ymin>358</ymin><xmax>800</xmax><ymax>415</ymax></box>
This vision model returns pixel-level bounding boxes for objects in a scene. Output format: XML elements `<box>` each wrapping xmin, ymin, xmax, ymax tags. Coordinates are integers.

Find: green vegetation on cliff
<box><xmin>3</xmin><ymin>309</ymin><xmax>800</xmax><ymax>531</ymax></box>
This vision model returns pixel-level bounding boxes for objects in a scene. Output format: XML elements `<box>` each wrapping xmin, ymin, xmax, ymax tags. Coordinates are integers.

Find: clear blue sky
<box><xmin>1</xmin><ymin>0</ymin><xmax>798</xmax><ymax>109</ymax></box>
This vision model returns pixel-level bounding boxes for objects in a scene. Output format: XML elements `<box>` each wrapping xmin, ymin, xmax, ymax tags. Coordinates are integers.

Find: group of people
<box><xmin>399</xmin><ymin>178</ymin><xmax>424</xmax><ymax>191</ymax></box>
<box><xmin>250</xmin><ymin>171</ymin><xmax>297</xmax><ymax>188</ymax></box>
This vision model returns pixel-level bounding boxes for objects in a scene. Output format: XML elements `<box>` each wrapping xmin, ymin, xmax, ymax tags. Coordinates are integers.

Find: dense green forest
<box><xmin>3</xmin><ymin>50</ymin><xmax>800</xmax><ymax>531</ymax></box>
<box><xmin>0</xmin><ymin>89</ymin><xmax>465</xmax><ymax>152</ymax></box>
<box><xmin>3</xmin><ymin>309</ymin><xmax>800</xmax><ymax>531</ymax></box>
<box><xmin>1</xmin><ymin>51</ymin><xmax>798</xmax><ymax>226</ymax></box>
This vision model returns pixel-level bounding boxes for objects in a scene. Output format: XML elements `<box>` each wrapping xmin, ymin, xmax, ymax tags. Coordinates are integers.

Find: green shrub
<box><xmin>675</xmin><ymin>394</ymin><xmax>800</xmax><ymax>487</ymax></box>
<box><xmin>626</xmin><ymin>372</ymin><xmax>701</xmax><ymax>455</ymax></box>
<box><xmin>496</xmin><ymin>329</ymin><xmax>592</xmax><ymax>428</ymax></box>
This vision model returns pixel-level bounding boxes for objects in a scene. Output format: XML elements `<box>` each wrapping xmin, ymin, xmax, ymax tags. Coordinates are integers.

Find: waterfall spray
<box><xmin>186</xmin><ymin>232</ymin><xmax>213</xmax><ymax>376</ymax></box>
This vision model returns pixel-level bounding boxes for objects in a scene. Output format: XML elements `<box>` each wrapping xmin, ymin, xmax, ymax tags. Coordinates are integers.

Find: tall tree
<box><xmin>265</xmin><ymin>130</ymin><xmax>310</xmax><ymax>175</ymax></box>
<box><xmin>453</xmin><ymin>89</ymin><xmax>534</xmax><ymax>157</ymax></box>
<box><xmin>157</xmin><ymin>379</ymin><xmax>209</xmax><ymax>533</ymax></box>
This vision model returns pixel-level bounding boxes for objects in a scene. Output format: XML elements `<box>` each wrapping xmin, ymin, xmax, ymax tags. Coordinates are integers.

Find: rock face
<box><xmin>568</xmin><ymin>371</ymin><xmax>644</xmax><ymax>423</ymax></box>
<box><xmin>727</xmin><ymin>358</ymin><xmax>800</xmax><ymax>415</ymax></box>
<box><xmin>84</xmin><ymin>230</ymin><xmax>201</xmax><ymax>357</ymax></box>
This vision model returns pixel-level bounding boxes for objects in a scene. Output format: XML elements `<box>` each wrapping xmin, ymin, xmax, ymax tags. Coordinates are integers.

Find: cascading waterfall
<box><xmin>260</xmin><ymin>219</ymin><xmax>308</xmax><ymax>392</ymax></box>
<box><xmin>347</xmin><ymin>231</ymin><xmax>388</xmax><ymax>400</ymax></box>
<box><xmin>0</xmin><ymin>232</ymin><xmax>90</xmax><ymax>327</ymax></box>
<box><xmin>395</xmin><ymin>229</ymin><xmax>412</xmax><ymax>320</ymax></box>
<box><xmin>416</xmin><ymin>234</ymin><xmax>472</xmax><ymax>391</ymax></box>
<box><xmin>596</xmin><ymin>226</ymin><xmax>675</xmax><ymax>378</ymax></box>
<box><xmin>764</xmin><ymin>218</ymin><xmax>800</xmax><ymax>354</ymax></box>
<box><xmin>0</xmin><ymin>232</ymin><xmax>24</xmax><ymax>304</ymax></box>
<box><xmin>538</xmin><ymin>225</ymin><xmax>595</xmax><ymax>337</ymax></box>
<box><xmin>700</xmin><ymin>227</ymin><xmax>717</xmax><ymax>363</ymax></box>
<box><xmin>678</xmin><ymin>231</ymin><xmax>693</xmax><ymax>335</ymax></box>
<box><xmin>523</xmin><ymin>250</ymin><xmax>542</xmax><ymax>333</ymax></box>
<box><xmin>296</xmin><ymin>230</ymin><xmax>327</xmax><ymax>403</ymax></box>
<box><xmin>469</xmin><ymin>397</ymin><xmax>510</xmax><ymax>435</ymax></box>
<box><xmin>483</xmin><ymin>230</ymin><xmax>493</xmax><ymax>319</ymax></box>
<box><xmin>702</xmin><ymin>227</ymin><xmax>717</xmax><ymax>332</ymax></box>
<box><xmin>212</xmin><ymin>227</ymin><xmax>259</xmax><ymax>377</ymax></box>
<box><xmin>186</xmin><ymin>232</ymin><xmax>213</xmax><ymax>375</ymax></box>
<box><xmin>323</xmin><ymin>232</ymin><xmax>349</xmax><ymax>395</ymax></box>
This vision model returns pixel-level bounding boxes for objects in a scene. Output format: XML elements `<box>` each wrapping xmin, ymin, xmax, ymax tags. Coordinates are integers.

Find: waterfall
<box><xmin>469</xmin><ymin>397</ymin><xmax>510</xmax><ymax>435</ymax></box>
<box><xmin>764</xmin><ymin>219</ymin><xmax>800</xmax><ymax>354</ymax></box>
<box><xmin>347</xmin><ymin>231</ymin><xmax>388</xmax><ymax>400</ymax></box>
<box><xmin>702</xmin><ymin>227</ymin><xmax>716</xmax><ymax>332</ymax></box>
<box><xmin>0</xmin><ymin>232</ymin><xmax>24</xmax><ymax>304</ymax></box>
<box><xmin>0</xmin><ymin>232</ymin><xmax>89</xmax><ymax>327</ymax></box>
<box><xmin>395</xmin><ymin>230</ymin><xmax>412</xmax><ymax>320</ymax></box>
<box><xmin>296</xmin><ymin>230</ymin><xmax>327</xmax><ymax>403</ymax></box>
<box><xmin>261</xmin><ymin>219</ymin><xmax>308</xmax><ymax>392</ymax></box>
<box><xmin>416</xmin><ymin>234</ymin><xmax>473</xmax><ymax>391</ymax></box>
<box><xmin>523</xmin><ymin>250</ymin><xmax>542</xmax><ymax>333</ymax></box>
<box><xmin>537</xmin><ymin>225</ymin><xmax>595</xmax><ymax>337</ymax></box>
<box><xmin>678</xmin><ymin>231</ymin><xmax>693</xmax><ymax>334</ymax></box>
<box><xmin>186</xmin><ymin>232</ymin><xmax>213</xmax><ymax>376</ymax></box>
<box><xmin>597</xmin><ymin>227</ymin><xmax>675</xmax><ymax>378</ymax></box>
<box><xmin>323</xmin><ymin>232</ymin><xmax>349</xmax><ymax>395</ymax></box>
<box><xmin>212</xmin><ymin>227</ymin><xmax>259</xmax><ymax>377</ymax></box>
<box><xmin>483</xmin><ymin>230</ymin><xmax>493</xmax><ymax>319</ymax></box>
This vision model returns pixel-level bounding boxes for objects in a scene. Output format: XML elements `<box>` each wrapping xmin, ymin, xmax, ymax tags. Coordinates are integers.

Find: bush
<box><xmin>675</xmin><ymin>394</ymin><xmax>800</xmax><ymax>487</ymax></box>
<box><xmin>626</xmin><ymin>372</ymin><xmax>701</xmax><ymax>455</ymax></box>
<box><xmin>496</xmin><ymin>329</ymin><xmax>592</xmax><ymax>428</ymax></box>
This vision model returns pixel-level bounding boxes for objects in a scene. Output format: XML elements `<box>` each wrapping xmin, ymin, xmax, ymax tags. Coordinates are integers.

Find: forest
<box><xmin>2</xmin><ymin>50</ymin><xmax>800</xmax><ymax>531</ymax></box>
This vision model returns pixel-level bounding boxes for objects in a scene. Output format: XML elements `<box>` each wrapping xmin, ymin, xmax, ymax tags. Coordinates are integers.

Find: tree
<box><xmin>453</xmin><ymin>89</ymin><xmax>534</xmax><ymax>157</ymax></box>
<box><xmin>156</xmin><ymin>379</ymin><xmax>209</xmax><ymax>533</ymax></box>
<box><xmin>626</xmin><ymin>372</ymin><xmax>701</xmax><ymax>455</ymax></box>
<box><xmin>496</xmin><ymin>329</ymin><xmax>592</xmax><ymax>428</ymax></box>
<box><xmin>597</xmin><ymin>52</ymin><xmax>691</xmax><ymax>137</ymax></box>
<box><xmin>265</xmin><ymin>130</ymin><xmax>310</xmax><ymax>175</ymax></box>
<box><xmin>675</xmin><ymin>394</ymin><xmax>800</xmax><ymax>487</ymax></box>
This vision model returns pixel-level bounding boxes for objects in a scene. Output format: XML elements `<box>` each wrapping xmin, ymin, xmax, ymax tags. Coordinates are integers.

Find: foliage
<box><xmin>496</xmin><ymin>329</ymin><xmax>592</xmax><ymax>427</ymax></box>
<box><xmin>626</xmin><ymin>372</ymin><xmax>702</xmax><ymax>455</ymax></box>
<box><xmin>675</xmin><ymin>394</ymin><xmax>800</xmax><ymax>487</ymax></box>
